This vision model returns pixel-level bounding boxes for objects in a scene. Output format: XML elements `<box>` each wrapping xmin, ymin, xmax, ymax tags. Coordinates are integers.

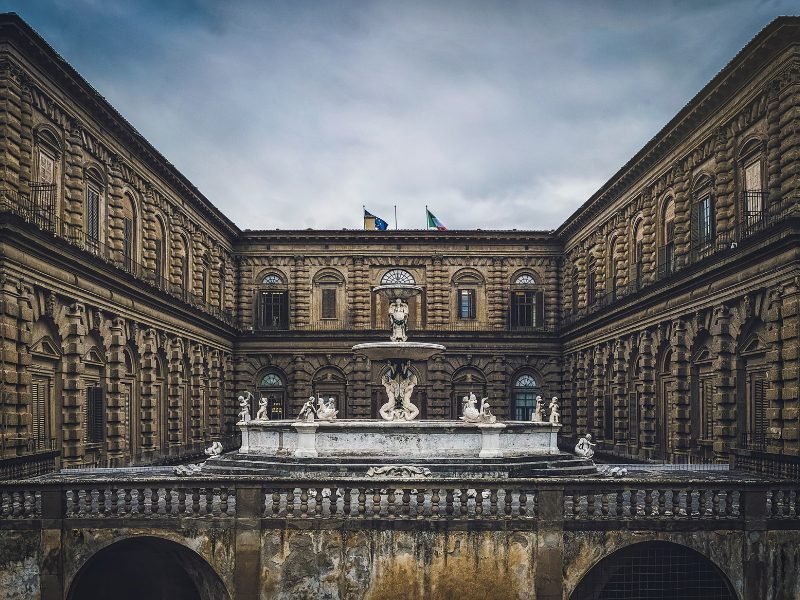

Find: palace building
<box><xmin>0</xmin><ymin>12</ymin><xmax>797</xmax><ymax>477</ymax></box>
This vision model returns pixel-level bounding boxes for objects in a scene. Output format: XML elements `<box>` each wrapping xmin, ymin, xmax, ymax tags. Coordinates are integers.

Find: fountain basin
<box><xmin>352</xmin><ymin>341</ymin><xmax>446</xmax><ymax>362</ymax></box>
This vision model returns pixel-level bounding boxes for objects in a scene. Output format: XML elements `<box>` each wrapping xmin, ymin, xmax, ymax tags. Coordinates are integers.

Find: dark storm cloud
<box><xmin>4</xmin><ymin>0</ymin><xmax>796</xmax><ymax>229</ymax></box>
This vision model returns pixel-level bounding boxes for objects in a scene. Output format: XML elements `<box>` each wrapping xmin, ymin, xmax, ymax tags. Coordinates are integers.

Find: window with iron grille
<box><xmin>458</xmin><ymin>289</ymin><xmax>476</xmax><ymax>319</ymax></box>
<box><xmin>153</xmin><ymin>238</ymin><xmax>163</xmax><ymax>281</ymax></box>
<box><xmin>691</xmin><ymin>194</ymin><xmax>714</xmax><ymax>255</ymax></box>
<box><xmin>31</xmin><ymin>376</ymin><xmax>49</xmax><ymax>449</ymax></box>
<box><xmin>322</xmin><ymin>288</ymin><xmax>337</xmax><ymax>319</ymax></box>
<box><xmin>122</xmin><ymin>217</ymin><xmax>133</xmax><ymax>272</ymax></box>
<box><xmin>257</xmin><ymin>291</ymin><xmax>289</xmax><ymax>329</ymax></box>
<box><xmin>86</xmin><ymin>185</ymin><xmax>100</xmax><ymax>243</ymax></box>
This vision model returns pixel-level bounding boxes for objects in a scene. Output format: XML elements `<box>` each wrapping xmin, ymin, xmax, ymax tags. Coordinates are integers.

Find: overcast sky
<box><xmin>4</xmin><ymin>1</ymin><xmax>796</xmax><ymax>230</ymax></box>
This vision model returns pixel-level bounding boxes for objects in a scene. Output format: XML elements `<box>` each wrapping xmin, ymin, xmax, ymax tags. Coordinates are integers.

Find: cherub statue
<box><xmin>298</xmin><ymin>396</ymin><xmax>316</xmax><ymax>422</ymax></box>
<box><xmin>478</xmin><ymin>397</ymin><xmax>497</xmax><ymax>424</ymax></box>
<box><xmin>532</xmin><ymin>395</ymin><xmax>544</xmax><ymax>423</ymax></box>
<box><xmin>575</xmin><ymin>433</ymin><xmax>596</xmax><ymax>459</ymax></box>
<box><xmin>316</xmin><ymin>396</ymin><xmax>339</xmax><ymax>421</ymax></box>
<box><xmin>237</xmin><ymin>393</ymin><xmax>251</xmax><ymax>423</ymax></box>
<box><xmin>548</xmin><ymin>396</ymin><xmax>560</xmax><ymax>424</ymax></box>
<box><xmin>388</xmin><ymin>298</ymin><xmax>409</xmax><ymax>342</ymax></box>
<box><xmin>255</xmin><ymin>396</ymin><xmax>269</xmax><ymax>421</ymax></box>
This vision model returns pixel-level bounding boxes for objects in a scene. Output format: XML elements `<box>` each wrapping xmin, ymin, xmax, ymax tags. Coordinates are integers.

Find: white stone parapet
<box><xmin>237</xmin><ymin>419</ymin><xmax>561</xmax><ymax>459</ymax></box>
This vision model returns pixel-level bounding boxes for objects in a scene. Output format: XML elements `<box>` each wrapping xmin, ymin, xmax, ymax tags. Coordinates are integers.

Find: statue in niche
<box><xmin>255</xmin><ymin>396</ymin><xmax>270</xmax><ymax>421</ymax></box>
<box><xmin>237</xmin><ymin>392</ymin><xmax>252</xmax><ymax>423</ymax></box>
<box><xmin>548</xmin><ymin>397</ymin><xmax>560</xmax><ymax>424</ymax></box>
<box><xmin>575</xmin><ymin>433</ymin><xmax>596</xmax><ymax>459</ymax></box>
<box><xmin>316</xmin><ymin>396</ymin><xmax>339</xmax><ymax>421</ymax></box>
<box><xmin>388</xmin><ymin>298</ymin><xmax>409</xmax><ymax>342</ymax></box>
<box><xmin>298</xmin><ymin>397</ymin><xmax>316</xmax><ymax>422</ymax></box>
<box><xmin>532</xmin><ymin>395</ymin><xmax>545</xmax><ymax>423</ymax></box>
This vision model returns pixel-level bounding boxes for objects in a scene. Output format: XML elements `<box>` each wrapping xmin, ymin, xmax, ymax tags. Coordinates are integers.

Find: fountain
<box><xmin>204</xmin><ymin>282</ymin><xmax>595</xmax><ymax>477</ymax></box>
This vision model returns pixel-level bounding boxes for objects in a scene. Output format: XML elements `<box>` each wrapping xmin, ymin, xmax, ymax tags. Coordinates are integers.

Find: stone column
<box><xmin>208</xmin><ymin>349</ymin><xmax>222</xmax><ymax>440</ymax></box>
<box><xmin>291</xmin><ymin>255</ymin><xmax>310</xmax><ymax>328</ymax></box>
<box><xmin>593</xmin><ymin>345</ymin><xmax>606</xmax><ymax>441</ymax></box>
<box><xmin>427</xmin><ymin>354</ymin><xmax>448</xmax><ymax>419</ymax></box>
<box><xmin>561</xmin><ymin>353</ymin><xmax>575</xmax><ymax>438</ymax></box>
<box><xmin>234</xmin><ymin>485</ymin><xmax>263</xmax><ymax>599</ymax></box>
<box><xmin>190</xmin><ymin>343</ymin><xmax>204</xmax><ymax>448</ymax></box>
<box><xmin>349</xmin><ymin>353</ymin><xmax>371</xmax><ymax>418</ymax></box>
<box><xmin>777</xmin><ymin>64</ymin><xmax>799</xmax><ymax>202</ymax></box>
<box><xmin>713</xmin><ymin>126</ymin><xmax>736</xmax><ymax>238</ymax></box>
<box><xmin>106</xmin><ymin>156</ymin><xmax>125</xmax><ymax>266</ymax></box>
<box><xmin>104</xmin><ymin>317</ymin><xmax>125</xmax><ymax>465</ymax></box>
<box><xmin>290</xmin><ymin>354</ymin><xmax>310</xmax><ymax>416</ymax></box>
<box><xmin>0</xmin><ymin>62</ymin><xmax>24</xmax><ymax>193</ymax></box>
<box><xmin>575</xmin><ymin>251</ymin><xmax>587</xmax><ymax>311</ymax></box>
<box><xmin>488</xmin><ymin>257</ymin><xmax>506</xmax><ymax>330</ymax></box>
<box><xmin>428</xmin><ymin>254</ymin><xmax>447</xmax><ymax>326</ymax></box>
<box><xmin>611</xmin><ymin>340</ymin><xmax>628</xmax><ymax>453</ymax></box>
<box><xmin>638</xmin><ymin>330</ymin><xmax>656</xmax><ymax>457</ymax></box>
<box><xmin>574</xmin><ymin>350</ymin><xmax>588</xmax><ymax>435</ymax></box>
<box><xmin>63</xmin><ymin>120</ymin><xmax>83</xmax><ymax>237</ymax></box>
<box><xmin>140</xmin><ymin>186</ymin><xmax>158</xmax><ymax>276</ymax></box>
<box><xmin>166</xmin><ymin>337</ymin><xmax>184</xmax><ymax>456</ymax></box>
<box><xmin>350</xmin><ymin>255</ymin><xmax>369</xmax><ymax>329</ymax></box>
<box><xmin>544</xmin><ymin>257</ymin><xmax>558</xmax><ymax>328</ymax></box>
<box><xmin>139</xmin><ymin>328</ymin><xmax>157</xmax><ymax>461</ymax></box>
<box><xmin>765</xmin><ymin>288</ymin><xmax>786</xmax><ymax>454</ymax></box>
<box><xmin>766</xmin><ymin>80</ymin><xmax>782</xmax><ymax>207</ymax></box>
<box><xmin>670</xmin><ymin>319</ymin><xmax>691</xmax><ymax>455</ymax></box>
<box><xmin>0</xmin><ymin>277</ymin><xmax>31</xmax><ymax>457</ymax></box>
<box><xmin>711</xmin><ymin>305</ymin><xmax>736</xmax><ymax>457</ymax></box>
<box><xmin>60</xmin><ymin>303</ymin><xmax>86</xmax><ymax>466</ymax></box>
<box><xmin>641</xmin><ymin>189</ymin><xmax>657</xmax><ymax>285</ymax></box>
<box><xmin>672</xmin><ymin>160</ymin><xmax>690</xmax><ymax>268</ymax></box>
<box><xmin>534</xmin><ymin>487</ymin><xmax>565</xmax><ymax>600</ymax></box>
<box><xmin>18</xmin><ymin>79</ymin><xmax>33</xmax><ymax>189</ymax></box>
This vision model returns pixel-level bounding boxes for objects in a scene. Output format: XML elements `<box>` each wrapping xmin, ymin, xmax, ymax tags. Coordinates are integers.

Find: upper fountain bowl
<box><xmin>352</xmin><ymin>341</ymin><xmax>446</xmax><ymax>362</ymax></box>
<box><xmin>372</xmin><ymin>284</ymin><xmax>423</xmax><ymax>301</ymax></box>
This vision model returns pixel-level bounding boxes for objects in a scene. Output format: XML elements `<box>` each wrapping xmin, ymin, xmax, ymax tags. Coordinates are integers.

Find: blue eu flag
<box><xmin>364</xmin><ymin>209</ymin><xmax>389</xmax><ymax>230</ymax></box>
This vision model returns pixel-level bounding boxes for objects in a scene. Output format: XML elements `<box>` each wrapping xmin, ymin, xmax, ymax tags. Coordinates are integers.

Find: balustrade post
<box><xmin>535</xmin><ymin>487</ymin><xmax>564</xmax><ymax>600</ymax></box>
<box><xmin>742</xmin><ymin>488</ymin><xmax>768</xmax><ymax>600</ymax></box>
<box><xmin>40</xmin><ymin>487</ymin><xmax>64</xmax><ymax>600</ymax></box>
<box><xmin>234</xmin><ymin>484</ymin><xmax>262</xmax><ymax>600</ymax></box>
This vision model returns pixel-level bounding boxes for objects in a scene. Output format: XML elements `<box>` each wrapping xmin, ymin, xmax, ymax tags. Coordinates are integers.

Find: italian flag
<box><xmin>426</xmin><ymin>208</ymin><xmax>447</xmax><ymax>230</ymax></box>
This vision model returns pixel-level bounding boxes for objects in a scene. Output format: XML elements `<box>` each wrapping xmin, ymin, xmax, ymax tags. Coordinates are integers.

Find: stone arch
<box><xmin>66</xmin><ymin>535</ymin><xmax>231</xmax><ymax>600</ymax></box>
<box><xmin>570</xmin><ymin>540</ymin><xmax>736</xmax><ymax>600</ymax></box>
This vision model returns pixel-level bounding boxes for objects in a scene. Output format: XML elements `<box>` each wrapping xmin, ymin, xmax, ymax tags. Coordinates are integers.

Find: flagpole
<box><xmin>362</xmin><ymin>205</ymin><xmax>365</xmax><ymax>230</ymax></box>
<box><xmin>425</xmin><ymin>205</ymin><xmax>428</xmax><ymax>230</ymax></box>
<box><xmin>394</xmin><ymin>205</ymin><xmax>397</xmax><ymax>230</ymax></box>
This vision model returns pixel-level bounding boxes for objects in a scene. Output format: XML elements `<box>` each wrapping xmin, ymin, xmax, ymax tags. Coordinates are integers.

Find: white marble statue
<box><xmin>379</xmin><ymin>363</ymin><xmax>401</xmax><ymax>420</ymax></box>
<box><xmin>316</xmin><ymin>396</ymin><xmax>339</xmax><ymax>421</ymax></box>
<box><xmin>532</xmin><ymin>395</ymin><xmax>544</xmax><ymax>423</ymax></box>
<box><xmin>461</xmin><ymin>392</ymin><xmax>496</xmax><ymax>424</ymax></box>
<box><xmin>548</xmin><ymin>396</ymin><xmax>560</xmax><ymax>424</ymax></box>
<box><xmin>205</xmin><ymin>441</ymin><xmax>223</xmax><ymax>456</ymax></box>
<box><xmin>255</xmin><ymin>396</ymin><xmax>270</xmax><ymax>421</ymax></box>
<box><xmin>298</xmin><ymin>396</ymin><xmax>316</xmax><ymax>422</ymax></box>
<box><xmin>575</xmin><ymin>433</ymin><xmax>596</xmax><ymax>459</ymax></box>
<box><xmin>388</xmin><ymin>298</ymin><xmax>409</xmax><ymax>342</ymax></box>
<box><xmin>398</xmin><ymin>361</ymin><xmax>419</xmax><ymax>420</ymax></box>
<box><xmin>237</xmin><ymin>393</ymin><xmax>252</xmax><ymax>423</ymax></box>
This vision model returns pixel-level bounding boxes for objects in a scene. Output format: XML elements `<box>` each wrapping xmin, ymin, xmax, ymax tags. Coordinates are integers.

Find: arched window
<box><xmin>176</xmin><ymin>233</ymin><xmax>191</xmax><ymax>292</ymax></box>
<box><xmin>510</xmin><ymin>273</ymin><xmax>543</xmax><ymax>329</ymax></box>
<box><xmin>631</xmin><ymin>217</ymin><xmax>644</xmax><ymax>291</ymax></box>
<box><xmin>255</xmin><ymin>272</ymin><xmax>289</xmax><ymax>330</ymax></box>
<box><xmin>121</xmin><ymin>346</ymin><xmax>139</xmax><ymax>460</ymax></box>
<box><xmin>738</xmin><ymin>138</ymin><xmax>766</xmax><ymax>236</ymax></box>
<box><xmin>121</xmin><ymin>193</ymin><xmax>137</xmax><ymax>273</ymax></box>
<box><xmin>691</xmin><ymin>175</ymin><xmax>715</xmax><ymax>259</ymax></box>
<box><xmin>218</xmin><ymin>260</ymin><xmax>226</xmax><ymax>309</ymax></box>
<box><xmin>29</xmin><ymin>319</ymin><xmax>62</xmax><ymax>452</ymax></box>
<box><xmin>586</xmin><ymin>255</ymin><xmax>597</xmax><ymax>306</ymax></box>
<box><xmin>312</xmin><ymin>367</ymin><xmax>347</xmax><ymax>417</ymax></box>
<box><xmin>511</xmin><ymin>373</ymin><xmax>540</xmax><ymax>421</ymax></box>
<box><xmin>655</xmin><ymin>348</ymin><xmax>673</xmax><ymax>460</ymax></box>
<box><xmin>82</xmin><ymin>333</ymin><xmax>107</xmax><ymax>459</ymax></box>
<box><xmin>737</xmin><ymin>330</ymin><xmax>768</xmax><ymax>448</ymax></box>
<box><xmin>691</xmin><ymin>337</ymin><xmax>714</xmax><ymax>458</ymax></box>
<box><xmin>657</xmin><ymin>196</ymin><xmax>675</xmax><ymax>279</ymax></box>
<box><xmin>313</xmin><ymin>270</ymin><xmax>345</xmax><ymax>324</ymax></box>
<box><xmin>451</xmin><ymin>367</ymin><xmax>487</xmax><ymax>419</ymax></box>
<box><xmin>32</xmin><ymin>127</ymin><xmax>62</xmax><ymax>231</ymax></box>
<box><xmin>200</xmin><ymin>252</ymin><xmax>210</xmax><ymax>303</ymax></box>
<box><xmin>381</xmin><ymin>269</ymin><xmax>415</xmax><ymax>285</ymax></box>
<box><xmin>153</xmin><ymin>216</ymin><xmax>167</xmax><ymax>286</ymax></box>
<box><xmin>84</xmin><ymin>166</ymin><xmax>105</xmax><ymax>251</ymax></box>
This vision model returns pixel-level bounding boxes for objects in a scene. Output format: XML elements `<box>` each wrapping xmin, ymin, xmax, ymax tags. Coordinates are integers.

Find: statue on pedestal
<box><xmin>237</xmin><ymin>392</ymin><xmax>252</xmax><ymax>423</ymax></box>
<box><xmin>316</xmin><ymin>396</ymin><xmax>339</xmax><ymax>421</ymax></box>
<box><xmin>255</xmin><ymin>396</ymin><xmax>269</xmax><ymax>421</ymax></box>
<box><xmin>298</xmin><ymin>397</ymin><xmax>316</xmax><ymax>422</ymax></box>
<box><xmin>548</xmin><ymin>397</ymin><xmax>560</xmax><ymax>424</ymax></box>
<box><xmin>532</xmin><ymin>395</ymin><xmax>544</xmax><ymax>422</ymax></box>
<box><xmin>461</xmin><ymin>392</ymin><xmax>497</xmax><ymax>424</ymax></box>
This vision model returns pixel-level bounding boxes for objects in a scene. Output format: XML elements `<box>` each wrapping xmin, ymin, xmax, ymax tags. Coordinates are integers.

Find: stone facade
<box><xmin>0</xmin><ymin>15</ymin><xmax>798</xmax><ymax>471</ymax></box>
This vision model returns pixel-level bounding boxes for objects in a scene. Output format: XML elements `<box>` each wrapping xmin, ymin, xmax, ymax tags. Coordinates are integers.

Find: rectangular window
<box><xmin>750</xmin><ymin>373</ymin><xmax>768</xmax><ymax>447</ymax></box>
<box><xmin>122</xmin><ymin>217</ymin><xmax>133</xmax><ymax>272</ymax></box>
<box><xmin>257</xmin><ymin>291</ymin><xmax>288</xmax><ymax>329</ymax></box>
<box><xmin>628</xmin><ymin>391</ymin><xmax>639</xmax><ymax>444</ymax></box>
<box><xmin>86</xmin><ymin>385</ymin><xmax>105</xmax><ymax>444</ymax></box>
<box><xmin>511</xmin><ymin>290</ymin><xmax>533</xmax><ymax>327</ymax></box>
<box><xmin>31</xmin><ymin>376</ymin><xmax>49</xmax><ymax>449</ymax></box>
<box><xmin>153</xmin><ymin>239</ymin><xmax>163</xmax><ymax>282</ymax></box>
<box><xmin>37</xmin><ymin>150</ymin><xmax>55</xmax><ymax>184</ymax></box>
<box><xmin>322</xmin><ymin>288</ymin><xmax>337</xmax><ymax>319</ymax></box>
<box><xmin>587</xmin><ymin>271</ymin><xmax>596</xmax><ymax>305</ymax></box>
<box><xmin>700</xmin><ymin>377</ymin><xmax>714</xmax><ymax>440</ymax></box>
<box><xmin>458</xmin><ymin>289</ymin><xmax>476</xmax><ymax>319</ymax></box>
<box><xmin>200</xmin><ymin>269</ymin><xmax>208</xmax><ymax>302</ymax></box>
<box><xmin>86</xmin><ymin>185</ymin><xmax>100</xmax><ymax>243</ymax></box>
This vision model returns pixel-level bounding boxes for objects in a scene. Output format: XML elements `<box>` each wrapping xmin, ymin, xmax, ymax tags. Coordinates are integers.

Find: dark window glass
<box><xmin>86</xmin><ymin>386</ymin><xmax>105</xmax><ymax>444</ymax></box>
<box><xmin>458</xmin><ymin>289</ymin><xmax>476</xmax><ymax>319</ymax></box>
<box><xmin>122</xmin><ymin>217</ymin><xmax>133</xmax><ymax>272</ymax></box>
<box><xmin>322</xmin><ymin>288</ymin><xmax>337</xmax><ymax>319</ymax></box>
<box><xmin>257</xmin><ymin>291</ymin><xmax>289</xmax><ymax>329</ymax></box>
<box><xmin>87</xmin><ymin>186</ymin><xmax>100</xmax><ymax>242</ymax></box>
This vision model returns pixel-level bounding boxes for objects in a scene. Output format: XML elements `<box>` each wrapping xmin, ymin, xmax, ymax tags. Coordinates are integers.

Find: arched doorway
<box><xmin>571</xmin><ymin>541</ymin><xmax>736</xmax><ymax>600</ymax></box>
<box><xmin>67</xmin><ymin>536</ymin><xmax>230</xmax><ymax>600</ymax></box>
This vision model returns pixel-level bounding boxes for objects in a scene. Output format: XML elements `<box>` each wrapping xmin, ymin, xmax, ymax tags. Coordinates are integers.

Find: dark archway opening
<box><xmin>67</xmin><ymin>536</ymin><xmax>230</xmax><ymax>600</ymax></box>
<box><xmin>571</xmin><ymin>541</ymin><xmax>736</xmax><ymax>600</ymax></box>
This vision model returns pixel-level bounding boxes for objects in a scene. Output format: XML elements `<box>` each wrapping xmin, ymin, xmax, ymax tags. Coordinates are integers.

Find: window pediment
<box><xmin>31</xmin><ymin>336</ymin><xmax>61</xmax><ymax>359</ymax></box>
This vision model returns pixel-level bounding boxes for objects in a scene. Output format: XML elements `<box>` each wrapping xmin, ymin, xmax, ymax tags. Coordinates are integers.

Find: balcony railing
<box><xmin>563</xmin><ymin>192</ymin><xmax>797</xmax><ymax>330</ymax></box>
<box><xmin>0</xmin><ymin>188</ymin><xmax>236</xmax><ymax>327</ymax></box>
